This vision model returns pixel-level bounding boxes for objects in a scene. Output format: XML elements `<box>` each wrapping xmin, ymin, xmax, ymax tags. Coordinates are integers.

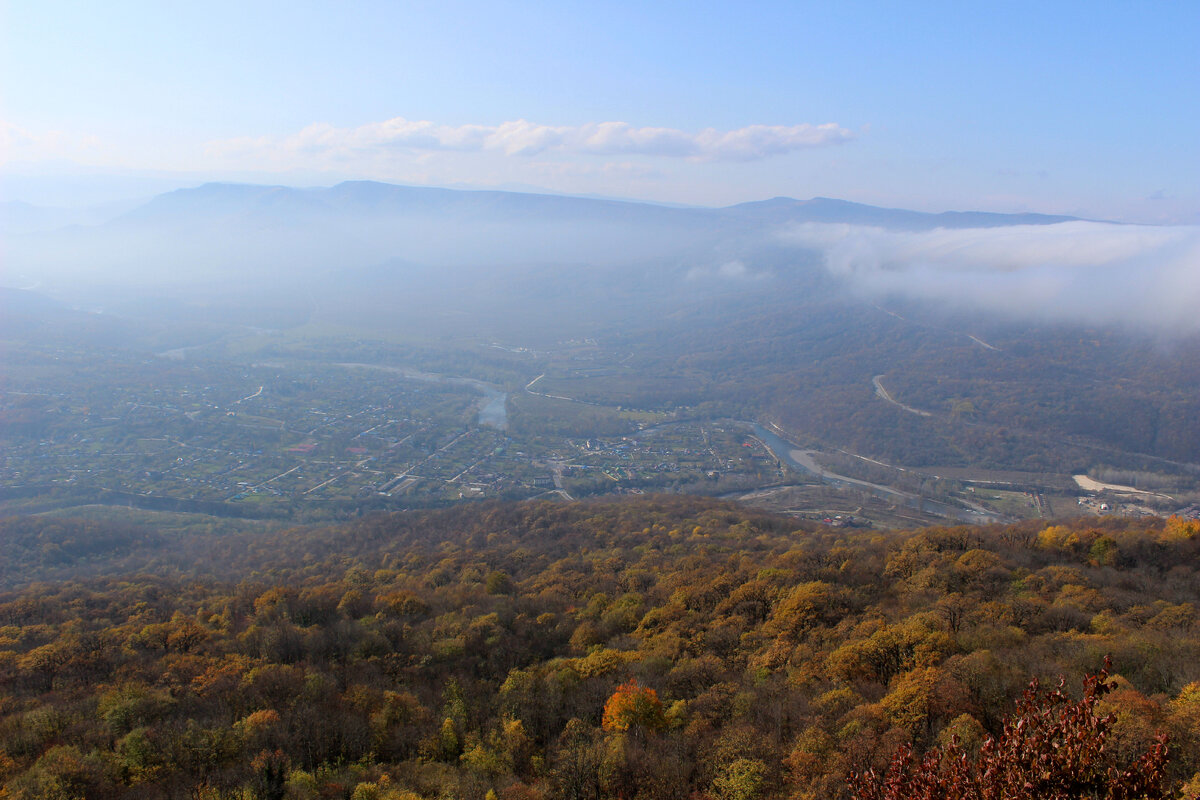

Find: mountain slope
<box><xmin>0</xmin><ymin>498</ymin><xmax>1197</xmax><ymax>797</ymax></box>
<box><xmin>6</xmin><ymin>181</ymin><xmax>1086</xmax><ymax>289</ymax></box>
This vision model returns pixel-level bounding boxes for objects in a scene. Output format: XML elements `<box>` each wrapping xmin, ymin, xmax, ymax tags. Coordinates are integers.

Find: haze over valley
<box><xmin>4</xmin><ymin>181</ymin><xmax>1199</xmax><ymax>529</ymax></box>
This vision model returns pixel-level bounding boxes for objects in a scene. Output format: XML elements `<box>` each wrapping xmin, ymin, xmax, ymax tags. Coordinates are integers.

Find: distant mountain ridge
<box><xmin>116</xmin><ymin>180</ymin><xmax>1082</xmax><ymax>230</ymax></box>
<box><xmin>723</xmin><ymin>195</ymin><xmax>1082</xmax><ymax>228</ymax></box>
<box><xmin>5</xmin><ymin>179</ymin><xmax>1090</xmax><ymax>294</ymax></box>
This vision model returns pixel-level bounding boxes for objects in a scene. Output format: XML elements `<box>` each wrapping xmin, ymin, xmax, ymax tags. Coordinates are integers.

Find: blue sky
<box><xmin>2</xmin><ymin>1</ymin><xmax>1197</xmax><ymax>221</ymax></box>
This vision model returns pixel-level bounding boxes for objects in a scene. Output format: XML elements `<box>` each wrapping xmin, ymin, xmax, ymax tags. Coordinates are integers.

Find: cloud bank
<box><xmin>207</xmin><ymin>117</ymin><xmax>852</xmax><ymax>164</ymax></box>
<box><xmin>783</xmin><ymin>221</ymin><xmax>1200</xmax><ymax>332</ymax></box>
<box><xmin>685</xmin><ymin>259</ymin><xmax>769</xmax><ymax>281</ymax></box>
<box><xmin>0</xmin><ymin>120</ymin><xmax>104</xmax><ymax>166</ymax></box>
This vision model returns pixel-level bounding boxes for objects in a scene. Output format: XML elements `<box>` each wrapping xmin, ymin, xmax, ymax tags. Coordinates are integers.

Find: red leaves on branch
<box><xmin>849</xmin><ymin>657</ymin><xmax>1187</xmax><ymax>800</ymax></box>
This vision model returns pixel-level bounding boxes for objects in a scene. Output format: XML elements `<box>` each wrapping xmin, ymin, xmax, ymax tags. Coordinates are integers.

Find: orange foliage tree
<box><xmin>601</xmin><ymin>680</ymin><xmax>666</xmax><ymax>738</ymax></box>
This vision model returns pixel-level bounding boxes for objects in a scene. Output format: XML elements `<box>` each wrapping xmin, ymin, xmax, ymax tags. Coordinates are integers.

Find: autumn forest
<box><xmin>1</xmin><ymin>497</ymin><xmax>1198</xmax><ymax>799</ymax></box>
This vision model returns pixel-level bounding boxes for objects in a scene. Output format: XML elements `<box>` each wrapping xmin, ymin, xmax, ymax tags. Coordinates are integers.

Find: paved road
<box><xmin>872</xmin><ymin>375</ymin><xmax>932</xmax><ymax>417</ymax></box>
<box><xmin>752</xmin><ymin>423</ymin><xmax>998</xmax><ymax>524</ymax></box>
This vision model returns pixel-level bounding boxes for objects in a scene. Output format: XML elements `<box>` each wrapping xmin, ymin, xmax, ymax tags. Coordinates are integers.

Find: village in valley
<box><xmin>5</xmin><ymin>335</ymin><xmax>1195</xmax><ymax>529</ymax></box>
<box><xmin>1</xmin><ymin>342</ymin><xmax>792</xmax><ymax>520</ymax></box>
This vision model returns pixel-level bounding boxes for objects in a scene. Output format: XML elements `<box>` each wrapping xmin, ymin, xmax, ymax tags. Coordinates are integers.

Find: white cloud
<box><xmin>0</xmin><ymin>120</ymin><xmax>104</xmax><ymax>166</ymax></box>
<box><xmin>783</xmin><ymin>221</ymin><xmax>1200</xmax><ymax>332</ymax></box>
<box><xmin>206</xmin><ymin>117</ymin><xmax>852</xmax><ymax>165</ymax></box>
<box><xmin>686</xmin><ymin>259</ymin><xmax>769</xmax><ymax>281</ymax></box>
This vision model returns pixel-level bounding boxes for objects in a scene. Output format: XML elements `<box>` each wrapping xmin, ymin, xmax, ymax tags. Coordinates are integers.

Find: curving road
<box><xmin>872</xmin><ymin>375</ymin><xmax>932</xmax><ymax>417</ymax></box>
<box><xmin>752</xmin><ymin>423</ymin><xmax>999</xmax><ymax>523</ymax></box>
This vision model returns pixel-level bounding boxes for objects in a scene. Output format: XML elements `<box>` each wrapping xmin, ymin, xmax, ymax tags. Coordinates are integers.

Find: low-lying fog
<box><xmin>5</xmin><ymin>182</ymin><xmax>1198</xmax><ymax>337</ymax></box>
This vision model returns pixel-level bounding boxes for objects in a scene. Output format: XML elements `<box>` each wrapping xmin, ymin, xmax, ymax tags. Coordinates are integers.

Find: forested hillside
<box><xmin>2</xmin><ymin>497</ymin><xmax>1199</xmax><ymax>799</ymax></box>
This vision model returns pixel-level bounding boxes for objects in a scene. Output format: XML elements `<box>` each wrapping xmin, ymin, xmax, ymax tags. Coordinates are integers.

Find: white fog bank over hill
<box><xmin>6</xmin><ymin>180</ymin><xmax>1197</xmax><ymax>336</ymax></box>
<box><xmin>784</xmin><ymin>221</ymin><xmax>1200</xmax><ymax>334</ymax></box>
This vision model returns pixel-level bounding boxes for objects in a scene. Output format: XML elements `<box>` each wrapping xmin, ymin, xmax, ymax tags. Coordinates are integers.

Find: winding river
<box><xmin>750</xmin><ymin>423</ymin><xmax>994</xmax><ymax>523</ymax></box>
